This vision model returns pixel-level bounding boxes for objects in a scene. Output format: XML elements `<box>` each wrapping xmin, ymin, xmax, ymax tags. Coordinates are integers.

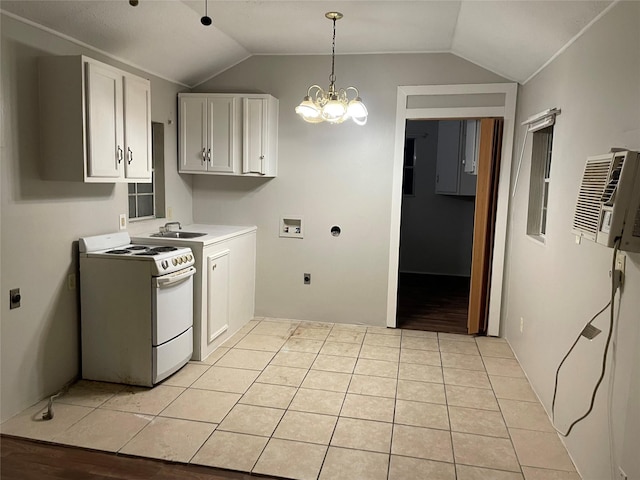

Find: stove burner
<box><xmin>151</xmin><ymin>246</ymin><xmax>178</xmax><ymax>253</ymax></box>
<box><xmin>135</xmin><ymin>251</ymin><xmax>160</xmax><ymax>256</ymax></box>
<box><xmin>105</xmin><ymin>249</ymin><xmax>131</xmax><ymax>254</ymax></box>
<box><xmin>126</xmin><ymin>245</ymin><xmax>149</xmax><ymax>251</ymax></box>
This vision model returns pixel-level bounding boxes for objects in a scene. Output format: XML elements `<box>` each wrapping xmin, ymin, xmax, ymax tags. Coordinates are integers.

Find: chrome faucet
<box><xmin>163</xmin><ymin>221</ymin><xmax>182</xmax><ymax>232</ymax></box>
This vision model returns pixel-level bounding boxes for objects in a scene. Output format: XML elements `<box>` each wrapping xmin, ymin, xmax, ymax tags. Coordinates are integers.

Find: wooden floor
<box><xmin>0</xmin><ymin>436</ymin><xmax>277</xmax><ymax>480</ymax></box>
<box><xmin>396</xmin><ymin>273</ymin><xmax>470</xmax><ymax>334</ymax></box>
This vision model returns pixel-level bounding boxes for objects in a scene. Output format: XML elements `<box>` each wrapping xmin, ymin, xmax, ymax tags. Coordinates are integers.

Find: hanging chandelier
<box><xmin>295</xmin><ymin>12</ymin><xmax>368</xmax><ymax>125</ymax></box>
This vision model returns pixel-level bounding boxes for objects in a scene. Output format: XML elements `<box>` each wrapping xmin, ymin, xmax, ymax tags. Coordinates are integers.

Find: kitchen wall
<box><xmin>0</xmin><ymin>14</ymin><xmax>192</xmax><ymax>422</ymax></box>
<box><xmin>399</xmin><ymin>120</ymin><xmax>475</xmax><ymax>276</ymax></box>
<box><xmin>192</xmin><ymin>53</ymin><xmax>508</xmax><ymax>324</ymax></box>
<box><xmin>503</xmin><ymin>2</ymin><xmax>640</xmax><ymax>478</ymax></box>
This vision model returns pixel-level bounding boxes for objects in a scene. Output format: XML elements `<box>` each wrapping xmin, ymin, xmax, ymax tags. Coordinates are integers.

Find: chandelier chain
<box><xmin>329</xmin><ymin>17</ymin><xmax>336</xmax><ymax>87</ymax></box>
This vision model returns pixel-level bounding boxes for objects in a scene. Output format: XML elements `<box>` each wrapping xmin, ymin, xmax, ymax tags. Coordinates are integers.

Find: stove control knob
<box><xmin>188</xmin><ymin>254</ymin><xmax>193</xmax><ymax>261</ymax></box>
<box><xmin>172</xmin><ymin>258</ymin><xmax>178</xmax><ymax>266</ymax></box>
<box><xmin>161</xmin><ymin>260</ymin><xmax>168</xmax><ymax>270</ymax></box>
<box><xmin>182</xmin><ymin>255</ymin><xmax>188</xmax><ymax>263</ymax></box>
<box><xmin>179</xmin><ymin>257</ymin><xmax>184</xmax><ymax>264</ymax></box>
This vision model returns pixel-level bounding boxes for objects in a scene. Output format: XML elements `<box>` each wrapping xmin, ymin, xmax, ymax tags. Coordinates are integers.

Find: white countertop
<box><xmin>132</xmin><ymin>224</ymin><xmax>256</xmax><ymax>246</ymax></box>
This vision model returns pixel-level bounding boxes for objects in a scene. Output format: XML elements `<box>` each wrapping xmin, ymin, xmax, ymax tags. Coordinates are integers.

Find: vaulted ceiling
<box><xmin>1</xmin><ymin>0</ymin><xmax>613</xmax><ymax>87</ymax></box>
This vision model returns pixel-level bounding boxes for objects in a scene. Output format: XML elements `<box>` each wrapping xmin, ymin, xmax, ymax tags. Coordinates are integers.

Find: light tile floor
<box><xmin>1</xmin><ymin>318</ymin><xmax>581</xmax><ymax>480</ymax></box>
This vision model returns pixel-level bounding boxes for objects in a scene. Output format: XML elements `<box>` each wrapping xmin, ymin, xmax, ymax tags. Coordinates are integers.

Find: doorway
<box><xmin>397</xmin><ymin>119</ymin><xmax>476</xmax><ymax>334</ymax></box>
<box><xmin>397</xmin><ymin>118</ymin><xmax>504</xmax><ymax>334</ymax></box>
<box><xmin>386</xmin><ymin>83</ymin><xmax>517</xmax><ymax>336</ymax></box>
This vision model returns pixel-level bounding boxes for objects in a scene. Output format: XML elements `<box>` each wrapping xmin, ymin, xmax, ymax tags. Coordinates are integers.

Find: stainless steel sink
<box><xmin>150</xmin><ymin>231</ymin><xmax>206</xmax><ymax>239</ymax></box>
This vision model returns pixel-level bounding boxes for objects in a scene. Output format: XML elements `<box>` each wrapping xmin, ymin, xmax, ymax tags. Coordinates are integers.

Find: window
<box><xmin>527</xmin><ymin>125</ymin><xmax>554</xmax><ymax>238</ymax></box>
<box><xmin>128</xmin><ymin>181</ymin><xmax>155</xmax><ymax>219</ymax></box>
<box><xmin>403</xmin><ymin>137</ymin><xmax>416</xmax><ymax>196</ymax></box>
<box><xmin>128</xmin><ymin>122</ymin><xmax>166</xmax><ymax>221</ymax></box>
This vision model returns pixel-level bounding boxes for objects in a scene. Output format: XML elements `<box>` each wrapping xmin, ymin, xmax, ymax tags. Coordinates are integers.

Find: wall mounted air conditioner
<box><xmin>572</xmin><ymin>150</ymin><xmax>640</xmax><ymax>252</ymax></box>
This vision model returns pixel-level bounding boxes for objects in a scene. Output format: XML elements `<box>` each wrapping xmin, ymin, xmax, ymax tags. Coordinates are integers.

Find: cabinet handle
<box><xmin>117</xmin><ymin>146</ymin><xmax>123</xmax><ymax>164</ymax></box>
<box><xmin>212</xmin><ymin>264</ymin><xmax>217</xmax><ymax>270</ymax></box>
<box><xmin>207</xmin><ymin>148</ymin><xmax>212</xmax><ymax>164</ymax></box>
<box><xmin>201</xmin><ymin>148</ymin><xmax>206</xmax><ymax>163</ymax></box>
<box><xmin>127</xmin><ymin>147</ymin><xmax>133</xmax><ymax>165</ymax></box>
<box><xmin>259</xmin><ymin>155</ymin><xmax>265</xmax><ymax>160</ymax></box>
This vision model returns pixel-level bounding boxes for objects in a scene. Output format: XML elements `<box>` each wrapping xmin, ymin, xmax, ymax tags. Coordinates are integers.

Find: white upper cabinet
<box><xmin>85</xmin><ymin>62</ymin><xmax>123</xmax><ymax>179</ymax></box>
<box><xmin>435</xmin><ymin>120</ymin><xmax>477</xmax><ymax>196</ymax></box>
<box><xmin>179</xmin><ymin>95</ymin><xmax>236</xmax><ymax>173</ymax></box>
<box><xmin>122</xmin><ymin>75</ymin><xmax>152</xmax><ymax>181</ymax></box>
<box><xmin>178</xmin><ymin>93</ymin><xmax>278</xmax><ymax>177</ymax></box>
<box><xmin>38</xmin><ymin>55</ymin><xmax>152</xmax><ymax>183</ymax></box>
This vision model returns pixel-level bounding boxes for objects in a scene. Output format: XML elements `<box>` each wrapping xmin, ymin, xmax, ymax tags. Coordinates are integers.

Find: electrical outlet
<box><xmin>615</xmin><ymin>252</ymin><xmax>626</xmax><ymax>288</ymax></box>
<box><xmin>618</xmin><ymin>466</ymin><xmax>627</xmax><ymax>480</ymax></box>
<box><xmin>10</xmin><ymin>288</ymin><xmax>21</xmax><ymax>309</ymax></box>
<box><xmin>68</xmin><ymin>274</ymin><xmax>76</xmax><ymax>291</ymax></box>
<box><xmin>167</xmin><ymin>207</ymin><xmax>173</xmax><ymax>220</ymax></box>
<box><xmin>304</xmin><ymin>273</ymin><xmax>311</xmax><ymax>285</ymax></box>
<box><xmin>119</xmin><ymin>214</ymin><xmax>127</xmax><ymax>230</ymax></box>
<box><xmin>520</xmin><ymin>317</ymin><xmax>524</xmax><ymax>333</ymax></box>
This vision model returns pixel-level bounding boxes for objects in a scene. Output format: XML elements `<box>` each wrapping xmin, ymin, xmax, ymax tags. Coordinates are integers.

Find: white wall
<box><xmin>0</xmin><ymin>14</ymin><xmax>192</xmax><ymax>422</ymax></box>
<box><xmin>503</xmin><ymin>2</ymin><xmax>640</xmax><ymax>479</ymax></box>
<box><xmin>192</xmin><ymin>54</ymin><xmax>508</xmax><ymax>324</ymax></box>
<box><xmin>400</xmin><ymin>121</ymin><xmax>475</xmax><ymax>276</ymax></box>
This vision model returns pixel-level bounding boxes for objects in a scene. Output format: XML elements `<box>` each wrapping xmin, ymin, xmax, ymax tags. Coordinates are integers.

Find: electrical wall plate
<box><xmin>10</xmin><ymin>288</ymin><xmax>21</xmax><ymax>309</ymax></box>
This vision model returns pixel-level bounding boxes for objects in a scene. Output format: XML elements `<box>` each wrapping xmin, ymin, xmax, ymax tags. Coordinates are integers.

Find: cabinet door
<box><xmin>243</xmin><ymin>98</ymin><xmax>267</xmax><ymax>174</ymax></box>
<box><xmin>206</xmin><ymin>250</ymin><xmax>230</xmax><ymax>345</ymax></box>
<box><xmin>123</xmin><ymin>75</ymin><xmax>152</xmax><ymax>181</ymax></box>
<box><xmin>207</xmin><ymin>97</ymin><xmax>235</xmax><ymax>173</ymax></box>
<box><xmin>435</xmin><ymin>120</ymin><xmax>462</xmax><ymax>194</ymax></box>
<box><xmin>85</xmin><ymin>62</ymin><xmax>123</xmax><ymax>179</ymax></box>
<box><xmin>179</xmin><ymin>96</ymin><xmax>208</xmax><ymax>172</ymax></box>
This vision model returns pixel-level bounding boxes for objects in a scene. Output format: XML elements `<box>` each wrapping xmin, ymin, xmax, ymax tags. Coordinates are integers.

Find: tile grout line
<box><xmin>386</xmin><ymin>327</ymin><xmax>406</xmax><ymax>480</ymax></box>
<box><xmin>438</xmin><ymin>331</ymin><xmax>458</xmax><ymax>480</ymax></box>
<box><xmin>316</xmin><ymin>323</ymin><xmax>358</xmax><ymax>480</ymax></box>
<box><xmin>476</xmin><ymin>336</ymin><xmax>525</xmax><ymax>477</ymax></box>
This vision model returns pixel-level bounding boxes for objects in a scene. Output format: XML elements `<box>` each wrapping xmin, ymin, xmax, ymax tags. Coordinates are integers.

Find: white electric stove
<box><xmin>79</xmin><ymin>232</ymin><xmax>195</xmax><ymax>386</ymax></box>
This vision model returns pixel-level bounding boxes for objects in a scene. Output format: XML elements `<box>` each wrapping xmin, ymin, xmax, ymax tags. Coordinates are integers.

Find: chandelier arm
<box><xmin>307</xmin><ymin>84</ymin><xmax>323</xmax><ymax>97</ymax></box>
<box><xmin>345</xmin><ymin>86</ymin><xmax>360</xmax><ymax>99</ymax></box>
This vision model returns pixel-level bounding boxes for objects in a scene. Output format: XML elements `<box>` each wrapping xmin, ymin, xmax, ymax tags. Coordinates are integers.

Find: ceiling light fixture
<box><xmin>295</xmin><ymin>12</ymin><xmax>368</xmax><ymax>125</ymax></box>
<box><xmin>201</xmin><ymin>0</ymin><xmax>212</xmax><ymax>26</ymax></box>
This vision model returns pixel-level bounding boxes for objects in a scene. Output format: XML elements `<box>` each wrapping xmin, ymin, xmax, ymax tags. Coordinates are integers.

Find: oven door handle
<box><xmin>155</xmin><ymin>266</ymin><xmax>196</xmax><ymax>288</ymax></box>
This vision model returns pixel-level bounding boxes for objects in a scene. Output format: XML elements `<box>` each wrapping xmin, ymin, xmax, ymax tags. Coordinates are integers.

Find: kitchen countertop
<box><xmin>132</xmin><ymin>224</ymin><xmax>257</xmax><ymax>247</ymax></box>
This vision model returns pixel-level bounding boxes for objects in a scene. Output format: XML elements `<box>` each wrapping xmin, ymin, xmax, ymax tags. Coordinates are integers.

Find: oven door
<box><xmin>152</xmin><ymin>266</ymin><xmax>195</xmax><ymax>346</ymax></box>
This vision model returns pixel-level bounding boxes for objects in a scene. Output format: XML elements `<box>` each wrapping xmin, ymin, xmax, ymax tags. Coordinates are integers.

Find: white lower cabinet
<box><xmin>206</xmin><ymin>249</ymin><xmax>230</xmax><ymax>344</ymax></box>
<box><xmin>196</xmin><ymin>231</ymin><xmax>256</xmax><ymax>360</ymax></box>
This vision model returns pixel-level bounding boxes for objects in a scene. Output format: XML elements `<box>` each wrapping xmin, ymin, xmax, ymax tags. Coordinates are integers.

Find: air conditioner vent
<box><xmin>572</xmin><ymin>157</ymin><xmax>612</xmax><ymax>239</ymax></box>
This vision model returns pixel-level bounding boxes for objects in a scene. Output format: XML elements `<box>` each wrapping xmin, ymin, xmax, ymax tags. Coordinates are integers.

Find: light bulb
<box><xmin>322</xmin><ymin>97</ymin><xmax>347</xmax><ymax>122</ymax></box>
<box><xmin>295</xmin><ymin>97</ymin><xmax>321</xmax><ymax>121</ymax></box>
<box><xmin>347</xmin><ymin>98</ymin><xmax>368</xmax><ymax>125</ymax></box>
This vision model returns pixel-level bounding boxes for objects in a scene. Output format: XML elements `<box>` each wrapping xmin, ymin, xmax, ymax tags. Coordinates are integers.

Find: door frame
<box><xmin>386</xmin><ymin>83</ymin><xmax>518</xmax><ymax>336</ymax></box>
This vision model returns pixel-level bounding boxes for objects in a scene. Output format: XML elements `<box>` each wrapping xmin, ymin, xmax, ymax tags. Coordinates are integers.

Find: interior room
<box><xmin>1</xmin><ymin>2</ymin><xmax>638</xmax><ymax>480</ymax></box>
